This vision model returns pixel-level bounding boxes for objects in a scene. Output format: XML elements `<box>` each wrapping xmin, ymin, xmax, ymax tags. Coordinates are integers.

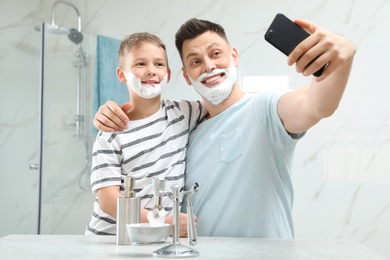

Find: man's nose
<box><xmin>203</xmin><ymin>57</ymin><xmax>216</xmax><ymax>73</ymax></box>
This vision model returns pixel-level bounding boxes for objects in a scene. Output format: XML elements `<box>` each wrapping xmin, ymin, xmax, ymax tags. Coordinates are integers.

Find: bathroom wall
<box><xmin>1</xmin><ymin>0</ymin><xmax>389</xmax><ymax>258</ymax></box>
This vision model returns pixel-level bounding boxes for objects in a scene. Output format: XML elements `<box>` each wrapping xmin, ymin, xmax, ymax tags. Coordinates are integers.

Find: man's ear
<box><xmin>232</xmin><ymin>47</ymin><xmax>240</xmax><ymax>67</ymax></box>
<box><xmin>117</xmin><ymin>67</ymin><xmax>127</xmax><ymax>83</ymax></box>
<box><xmin>182</xmin><ymin>67</ymin><xmax>192</xmax><ymax>86</ymax></box>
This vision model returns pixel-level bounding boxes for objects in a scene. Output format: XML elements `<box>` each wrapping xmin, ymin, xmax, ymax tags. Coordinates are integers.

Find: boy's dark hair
<box><xmin>118</xmin><ymin>32</ymin><xmax>168</xmax><ymax>69</ymax></box>
<box><xmin>175</xmin><ymin>18</ymin><xmax>229</xmax><ymax>60</ymax></box>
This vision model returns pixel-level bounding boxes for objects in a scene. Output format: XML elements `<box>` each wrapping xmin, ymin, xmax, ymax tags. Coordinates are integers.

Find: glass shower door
<box><xmin>0</xmin><ymin>24</ymin><xmax>41</xmax><ymax>236</ymax></box>
<box><xmin>38</xmin><ymin>22</ymin><xmax>95</xmax><ymax>234</ymax></box>
<box><xmin>0</xmin><ymin>22</ymin><xmax>96</xmax><ymax>236</ymax></box>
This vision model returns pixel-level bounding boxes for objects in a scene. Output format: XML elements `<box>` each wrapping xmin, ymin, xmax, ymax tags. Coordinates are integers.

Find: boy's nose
<box><xmin>147</xmin><ymin>71</ymin><xmax>156</xmax><ymax>76</ymax></box>
<box><xmin>146</xmin><ymin>65</ymin><xmax>157</xmax><ymax>76</ymax></box>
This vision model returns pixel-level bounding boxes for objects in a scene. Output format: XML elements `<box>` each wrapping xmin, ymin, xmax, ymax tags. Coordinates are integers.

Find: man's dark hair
<box><xmin>175</xmin><ymin>18</ymin><xmax>229</xmax><ymax>60</ymax></box>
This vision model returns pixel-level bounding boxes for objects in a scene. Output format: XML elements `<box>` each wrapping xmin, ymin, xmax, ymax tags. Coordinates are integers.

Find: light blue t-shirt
<box><xmin>183</xmin><ymin>89</ymin><xmax>303</xmax><ymax>238</ymax></box>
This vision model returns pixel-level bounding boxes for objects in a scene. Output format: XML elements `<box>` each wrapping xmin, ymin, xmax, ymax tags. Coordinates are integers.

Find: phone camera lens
<box><xmin>266</xmin><ymin>30</ymin><xmax>274</xmax><ymax>40</ymax></box>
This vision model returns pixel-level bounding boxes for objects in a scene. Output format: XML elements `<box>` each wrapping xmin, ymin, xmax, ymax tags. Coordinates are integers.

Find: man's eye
<box><xmin>213</xmin><ymin>51</ymin><xmax>221</xmax><ymax>57</ymax></box>
<box><xmin>135</xmin><ymin>63</ymin><xmax>144</xmax><ymax>66</ymax></box>
<box><xmin>191</xmin><ymin>60</ymin><xmax>199</xmax><ymax>66</ymax></box>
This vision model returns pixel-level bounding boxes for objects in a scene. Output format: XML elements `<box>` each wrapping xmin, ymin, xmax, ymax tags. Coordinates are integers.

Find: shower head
<box><xmin>34</xmin><ymin>24</ymin><xmax>69</xmax><ymax>35</ymax></box>
<box><xmin>69</xmin><ymin>27</ymin><xmax>86</xmax><ymax>65</ymax></box>
<box><xmin>48</xmin><ymin>24</ymin><xmax>70</xmax><ymax>35</ymax></box>
<box><xmin>33</xmin><ymin>23</ymin><xmax>86</xmax><ymax>65</ymax></box>
<box><xmin>34</xmin><ymin>24</ymin><xmax>82</xmax><ymax>45</ymax></box>
<box><xmin>68</xmin><ymin>28</ymin><xmax>83</xmax><ymax>44</ymax></box>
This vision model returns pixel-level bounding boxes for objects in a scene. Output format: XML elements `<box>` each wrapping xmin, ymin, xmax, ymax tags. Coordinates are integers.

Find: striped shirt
<box><xmin>86</xmin><ymin>99</ymin><xmax>206</xmax><ymax>235</ymax></box>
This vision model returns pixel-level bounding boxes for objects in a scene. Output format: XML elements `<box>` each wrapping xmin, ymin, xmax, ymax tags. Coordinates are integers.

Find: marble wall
<box><xmin>1</xmin><ymin>0</ymin><xmax>389</xmax><ymax>258</ymax></box>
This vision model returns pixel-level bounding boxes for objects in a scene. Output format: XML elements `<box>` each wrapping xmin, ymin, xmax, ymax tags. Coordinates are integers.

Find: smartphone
<box><xmin>264</xmin><ymin>13</ymin><xmax>326</xmax><ymax>77</ymax></box>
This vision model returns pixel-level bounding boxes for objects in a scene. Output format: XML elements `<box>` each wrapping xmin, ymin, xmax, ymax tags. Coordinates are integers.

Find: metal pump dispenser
<box><xmin>116</xmin><ymin>176</ymin><xmax>140</xmax><ymax>245</ymax></box>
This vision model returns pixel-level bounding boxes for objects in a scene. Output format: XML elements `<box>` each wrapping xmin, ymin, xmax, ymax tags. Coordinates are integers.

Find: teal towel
<box><xmin>93</xmin><ymin>35</ymin><xmax>129</xmax><ymax>135</ymax></box>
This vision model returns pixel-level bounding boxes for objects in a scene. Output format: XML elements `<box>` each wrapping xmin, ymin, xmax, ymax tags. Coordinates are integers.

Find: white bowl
<box><xmin>126</xmin><ymin>223</ymin><xmax>170</xmax><ymax>244</ymax></box>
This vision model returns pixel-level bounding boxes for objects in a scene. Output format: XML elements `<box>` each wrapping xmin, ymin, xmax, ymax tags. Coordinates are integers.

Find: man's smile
<box><xmin>201</xmin><ymin>72</ymin><xmax>226</xmax><ymax>85</ymax></box>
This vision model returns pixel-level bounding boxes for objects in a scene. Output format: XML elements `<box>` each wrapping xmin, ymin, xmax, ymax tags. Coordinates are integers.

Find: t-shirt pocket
<box><xmin>218</xmin><ymin>126</ymin><xmax>243</xmax><ymax>163</ymax></box>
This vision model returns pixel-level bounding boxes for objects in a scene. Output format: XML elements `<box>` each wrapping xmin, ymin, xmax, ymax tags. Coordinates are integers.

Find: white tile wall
<box><xmin>1</xmin><ymin>0</ymin><xmax>389</xmax><ymax>258</ymax></box>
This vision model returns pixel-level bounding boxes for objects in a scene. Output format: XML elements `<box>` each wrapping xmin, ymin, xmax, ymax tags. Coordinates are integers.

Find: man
<box><xmin>94</xmin><ymin>18</ymin><xmax>356</xmax><ymax>238</ymax></box>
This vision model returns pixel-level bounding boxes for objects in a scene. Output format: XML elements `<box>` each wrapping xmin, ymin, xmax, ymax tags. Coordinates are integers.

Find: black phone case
<box><xmin>264</xmin><ymin>13</ymin><xmax>325</xmax><ymax>77</ymax></box>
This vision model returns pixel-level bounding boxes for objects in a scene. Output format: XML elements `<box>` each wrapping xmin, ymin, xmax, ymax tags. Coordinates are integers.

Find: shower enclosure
<box><xmin>0</xmin><ymin>1</ymin><xmax>96</xmax><ymax>235</ymax></box>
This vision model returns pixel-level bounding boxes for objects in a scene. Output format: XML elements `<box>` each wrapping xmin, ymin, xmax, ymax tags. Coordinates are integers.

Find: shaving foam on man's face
<box><xmin>125</xmin><ymin>72</ymin><xmax>169</xmax><ymax>99</ymax></box>
<box><xmin>188</xmin><ymin>59</ymin><xmax>237</xmax><ymax>105</ymax></box>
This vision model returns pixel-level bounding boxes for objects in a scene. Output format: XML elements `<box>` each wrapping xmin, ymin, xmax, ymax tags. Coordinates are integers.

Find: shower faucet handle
<box><xmin>29</xmin><ymin>164</ymin><xmax>39</xmax><ymax>170</ymax></box>
<box><xmin>74</xmin><ymin>114</ymin><xmax>84</xmax><ymax>122</ymax></box>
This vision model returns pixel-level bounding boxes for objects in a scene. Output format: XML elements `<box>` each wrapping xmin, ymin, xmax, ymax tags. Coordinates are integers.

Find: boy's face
<box><xmin>117</xmin><ymin>42</ymin><xmax>170</xmax><ymax>85</ymax></box>
<box><xmin>181</xmin><ymin>31</ymin><xmax>239</xmax><ymax>88</ymax></box>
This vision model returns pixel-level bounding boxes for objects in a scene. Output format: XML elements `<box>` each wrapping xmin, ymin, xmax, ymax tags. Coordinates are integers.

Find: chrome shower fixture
<box><xmin>49</xmin><ymin>1</ymin><xmax>85</xmax><ymax>64</ymax></box>
<box><xmin>51</xmin><ymin>0</ymin><xmax>82</xmax><ymax>33</ymax></box>
<box><xmin>48</xmin><ymin>1</ymin><xmax>87</xmax><ymax>141</ymax></box>
<box><xmin>68</xmin><ymin>28</ymin><xmax>83</xmax><ymax>44</ymax></box>
<box><xmin>33</xmin><ymin>24</ymin><xmax>69</xmax><ymax>35</ymax></box>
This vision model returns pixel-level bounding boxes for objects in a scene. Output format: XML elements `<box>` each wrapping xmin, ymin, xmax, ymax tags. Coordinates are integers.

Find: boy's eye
<box><xmin>135</xmin><ymin>63</ymin><xmax>145</xmax><ymax>66</ymax></box>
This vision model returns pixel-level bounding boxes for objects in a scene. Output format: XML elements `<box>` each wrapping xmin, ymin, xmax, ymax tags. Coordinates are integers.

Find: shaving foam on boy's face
<box><xmin>188</xmin><ymin>59</ymin><xmax>237</xmax><ymax>105</ymax></box>
<box><xmin>125</xmin><ymin>72</ymin><xmax>169</xmax><ymax>99</ymax></box>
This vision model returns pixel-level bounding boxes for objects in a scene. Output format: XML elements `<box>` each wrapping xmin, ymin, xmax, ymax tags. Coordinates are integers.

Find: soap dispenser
<box><xmin>116</xmin><ymin>175</ymin><xmax>140</xmax><ymax>245</ymax></box>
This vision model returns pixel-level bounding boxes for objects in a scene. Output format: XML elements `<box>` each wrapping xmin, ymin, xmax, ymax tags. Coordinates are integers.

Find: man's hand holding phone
<box><xmin>287</xmin><ymin>18</ymin><xmax>356</xmax><ymax>81</ymax></box>
<box><xmin>265</xmin><ymin>13</ymin><xmax>327</xmax><ymax>77</ymax></box>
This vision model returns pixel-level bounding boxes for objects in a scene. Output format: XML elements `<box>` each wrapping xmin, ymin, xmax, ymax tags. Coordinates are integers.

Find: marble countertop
<box><xmin>0</xmin><ymin>235</ymin><xmax>386</xmax><ymax>259</ymax></box>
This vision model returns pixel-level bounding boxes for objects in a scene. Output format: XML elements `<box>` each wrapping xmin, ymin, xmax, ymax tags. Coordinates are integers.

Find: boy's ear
<box><xmin>117</xmin><ymin>67</ymin><xmax>127</xmax><ymax>83</ymax></box>
<box><xmin>182</xmin><ymin>67</ymin><xmax>192</xmax><ymax>86</ymax></box>
<box><xmin>167</xmin><ymin>69</ymin><xmax>171</xmax><ymax>82</ymax></box>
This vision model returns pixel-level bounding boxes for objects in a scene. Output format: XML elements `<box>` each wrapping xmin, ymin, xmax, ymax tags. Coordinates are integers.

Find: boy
<box><xmin>86</xmin><ymin>33</ymin><xmax>206</xmax><ymax>236</ymax></box>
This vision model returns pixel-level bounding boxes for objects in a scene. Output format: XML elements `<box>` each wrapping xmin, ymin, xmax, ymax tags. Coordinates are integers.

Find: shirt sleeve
<box><xmin>174</xmin><ymin>99</ymin><xmax>207</xmax><ymax>132</ymax></box>
<box><xmin>254</xmin><ymin>88</ymin><xmax>305</xmax><ymax>150</ymax></box>
<box><xmin>90</xmin><ymin>131</ymin><xmax>123</xmax><ymax>193</ymax></box>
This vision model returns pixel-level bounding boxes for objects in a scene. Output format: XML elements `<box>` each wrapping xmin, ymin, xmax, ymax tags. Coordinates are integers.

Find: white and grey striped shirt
<box><xmin>86</xmin><ymin>99</ymin><xmax>206</xmax><ymax>235</ymax></box>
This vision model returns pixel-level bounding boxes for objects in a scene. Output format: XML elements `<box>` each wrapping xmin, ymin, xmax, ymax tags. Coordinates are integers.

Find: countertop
<box><xmin>0</xmin><ymin>235</ymin><xmax>386</xmax><ymax>259</ymax></box>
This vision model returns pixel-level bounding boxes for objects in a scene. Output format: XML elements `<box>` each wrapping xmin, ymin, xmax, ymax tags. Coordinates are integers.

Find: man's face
<box><xmin>181</xmin><ymin>31</ymin><xmax>239</xmax><ymax>87</ymax></box>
